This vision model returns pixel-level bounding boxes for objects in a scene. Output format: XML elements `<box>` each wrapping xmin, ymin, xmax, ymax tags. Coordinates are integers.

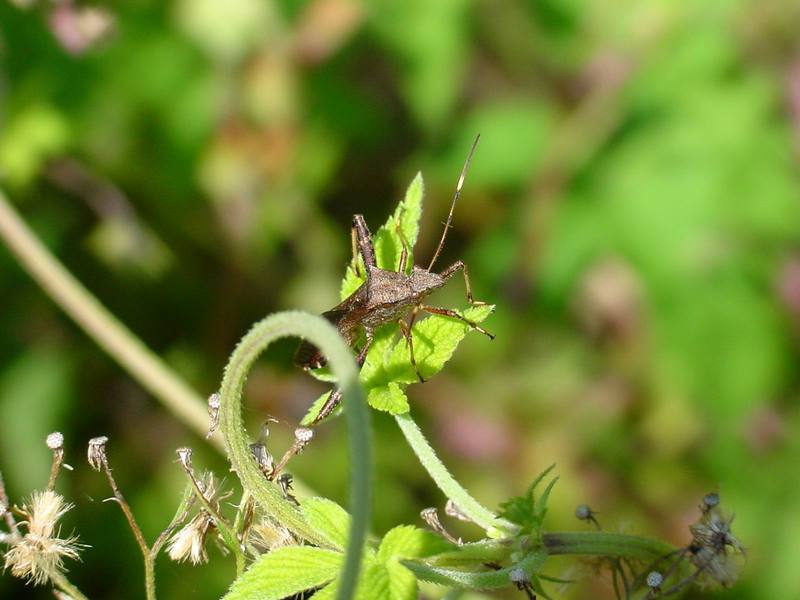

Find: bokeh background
<box><xmin>2</xmin><ymin>0</ymin><xmax>800</xmax><ymax>598</ymax></box>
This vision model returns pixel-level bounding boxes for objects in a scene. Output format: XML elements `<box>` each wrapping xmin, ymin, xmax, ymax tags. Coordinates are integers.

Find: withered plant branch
<box><xmin>0</xmin><ymin>472</ymin><xmax>18</xmax><ymax>537</ymax></box>
<box><xmin>96</xmin><ymin>456</ymin><xmax>155</xmax><ymax>600</ymax></box>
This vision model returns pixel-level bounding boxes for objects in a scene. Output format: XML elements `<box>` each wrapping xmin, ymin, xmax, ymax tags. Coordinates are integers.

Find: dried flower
<box><xmin>420</xmin><ymin>507</ymin><xmax>460</xmax><ymax>545</ymax></box>
<box><xmin>87</xmin><ymin>436</ymin><xmax>108</xmax><ymax>471</ymax></box>
<box><xmin>205</xmin><ymin>393</ymin><xmax>221</xmax><ymax>439</ymax></box>
<box><xmin>248</xmin><ymin>518</ymin><xmax>294</xmax><ymax>552</ymax></box>
<box><xmin>46</xmin><ymin>432</ymin><xmax>64</xmax><ymax>451</ymax></box>
<box><xmin>646</xmin><ymin>570</ymin><xmax>663</xmax><ymax>590</ymax></box>
<box><xmin>688</xmin><ymin>508</ymin><xmax>744</xmax><ymax>588</ymax></box>
<box><xmin>444</xmin><ymin>499</ymin><xmax>472</xmax><ymax>523</ymax></box>
<box><xmin>3</xmin><ymin>490</ymin><xmax>82</xmax><ymax>585</ymax></box>
<box><xmin>166</xmin><ymin>473</ymin><xmax>222</xmax><ymax>565</ymax></box>
<box><xmin>277</xmin><ymin>473</ymin><xmax>298</xmax><ymax>506</ymax></box>
<box><xmin>167</xmin><ymin>511</ymin><xmax>213</xmax><ymax>565</ymax></box>
<box><xmin>176</xmin><ymin>447</ymin><xmax>194</xmax><ymax>471</ymax></box>
<box><xmin>249</xmin><ymin>443</ymin><xmax>274</xmax><ymax>478</ymax></box>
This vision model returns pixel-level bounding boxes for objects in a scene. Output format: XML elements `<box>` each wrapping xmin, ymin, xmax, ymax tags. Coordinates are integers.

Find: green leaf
<box><xmin>367</xmin><ymin>381</ymin><xmax>410</xmax><ymax>414</ymax></box>
<box><xmin>319</xmin><ymin>560</ymin><xmax>391</xmax><ymax>600</ymax></box>
<box><xmin>223</xmin><ymin>546</ymin><xmax>342</xmax><ymax>600</ymax></box>
<box><xmin>386</xmin><ymin>560</ymin><xmax>418</xmax><ymax>600</ymax></box>
<box><xmin>360</xmin><ymin>305</ymin><xmax>494</xmax><ymax>413</ymax></box>
<box><xmin>377</xmin><ymin>525</ymin><xmax>452</xmax><ymax>562</ymax></box>
<box><xmin>401</xmin><ymin>549</ymin><xmax>548</xmax><ymax>589</ymax></box>
<box><xmin>300</xmin><ymin>497</ymin><xmax>351</xmax><ymax>550</ymax></box>
<box><xmin>373</xmin><ymin>173</ymin><xmax>424</xmax><ymax>273</ymax></box>
<box><xmin>498</xmin><ymin>465</ymin><xmax>558</xmax><ymax>536</ymax></box>
<box><xmin>300</xmin><ymin>390</ymin><xmax>341</xmax><ymax>426</ymax></box>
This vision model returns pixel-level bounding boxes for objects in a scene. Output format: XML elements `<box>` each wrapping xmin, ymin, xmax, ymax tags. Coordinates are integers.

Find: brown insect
<box><xmin>296</xmin><ymin>135</ymin><xmax>494</xmax><ymax>424</ymax></box>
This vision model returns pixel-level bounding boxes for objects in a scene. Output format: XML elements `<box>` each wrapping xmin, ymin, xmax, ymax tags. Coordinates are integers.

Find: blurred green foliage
<box><xmin>2</xmin><ymin>0</ymin><xmax>800</xmax><ymax>598</ymax></box>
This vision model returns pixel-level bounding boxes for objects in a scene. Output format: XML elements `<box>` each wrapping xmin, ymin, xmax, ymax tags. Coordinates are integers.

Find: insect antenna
<box><xmin>427</xmin><ymin>133</ymin><xmax>481</xmax><ymax>271</ymax></box>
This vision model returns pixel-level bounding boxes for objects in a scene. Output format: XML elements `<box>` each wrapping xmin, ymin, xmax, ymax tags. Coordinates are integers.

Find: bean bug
<box><xmin>296</xmin><ymin>135</ymin><xmax>494</xmax><ymax>424</ymax></box>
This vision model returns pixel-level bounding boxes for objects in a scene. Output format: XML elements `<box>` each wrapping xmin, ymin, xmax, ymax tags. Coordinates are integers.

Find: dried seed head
<box><xmin>575</xmin><ymin>504</ymin><xmax>593</xmax><ymax>520</ymax></box>
<box><xmin>205</xmin><ymin>393</ymin><xmax>221</xmax><ymax>439</ymax></box>
<box><xmin>249</xmin><ymin>518</ymin><xmax>294</xmax><ymax>551</ymax></box>
<box><xmin>646</xmin><ymin>571</ymin><xmax>663</xmax><ymax>589</ymax></box>
<box><xmin>444</xmin><ymin>499</ymin><xmax>472</xmax><ymax>522</ymax></box>
<box><xmin>294</xmin><ymin>427</ymin><xmax>313</xmax><ymax>446</ymax></box>
<box><xmin>87</xmin><ymin>436</ymin><xmax>108</xmax><ymax>471</ymax></box>
<box><xmin>176</xmin><ymin>447</ymin><xmax>194</xmax><ymax>471</ymax></box>
<box><xmin>167</xmin><ymin>512</ymin><xmax>212</xmax><ymax>565</ymax></box>
<box><xmin>420</xmin><ymin>507</ymin><xmax>460</xmax><ymax>545</ymax></box>
<box><xmin>167</xmin><ymin>472</ymin><xmax>225</xmax><ymax>565</ymax></box>
<box><xmin>249</xmin><ymin>443</ymin><xmax>274</xmax><ymax>477</ymax></box>
<box><xmin>277</xmin><ymin>473</ymin><xmax>298</xmax><ymax>505</ymax></box>
<box><xmin>702</xmin><ymin>492</ymin><xmax>720</xmax><ymax>513</ymax></box>
<box><xmin>3</xmin><ymin>490</ymin><xmax>82</xmax><ymax>585</ymax></box>
<box><xmin>46</xmin><ymin>432</ymin><xmax>64</xmax><ymax>451</ymax></box>
<box><xmin>509</xmin><ymin>566</ymin><xmax>527</xmax><ymax>584</ymax></box>
<box><xmin>687</xmin><ymin>504</ymin><xmax>744</xmax><ymax>588</ymax></box>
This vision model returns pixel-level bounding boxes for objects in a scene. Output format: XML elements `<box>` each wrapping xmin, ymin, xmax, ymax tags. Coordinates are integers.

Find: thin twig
<box><xmin>0</xmin><ymin>471</ymin><xmax>19</xmax><ymax>536</ymax></box>
<box><xmin>47</xmin><ymin>449</ymin><xmax>64</xmax><ymax>491</ymax></box>
<box><xmin>96</xmin><ymin>456</ymin><xmax>155</xmax><ymax>600</ymax></box>
<box><xmin>50</xmin><ymin>570</ymin><xmax>90</xmax><ymax>600</ymax></box>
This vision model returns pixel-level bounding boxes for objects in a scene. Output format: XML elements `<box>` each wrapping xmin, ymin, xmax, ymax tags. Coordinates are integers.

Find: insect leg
<box><xmin>420</xmin><ymin>305</ymin><xmax>495</xmax><ymax>340</ymax></box>
<box><xmin>355</xmin><ymin>327</ymin><xmax>374</xmax><ymax>366</ymax></box>
<box><xmin>438</xmin><ymin>260</ymin><xmax>488</xmax><ymax>306</ymax></box>
<box><xmin>352</xmin><ymin>214</ymin><xmax>377</xmax><ymax>272</ymax></box>
<box><xmin>310</xmin><ymin>328</ymin><xmax>372</xmax><ymax>426</ymax></box>
<box><xmin>399</xmin><ymin>312</ymin><xmax>424</xmax><ymax>383</ymax></box>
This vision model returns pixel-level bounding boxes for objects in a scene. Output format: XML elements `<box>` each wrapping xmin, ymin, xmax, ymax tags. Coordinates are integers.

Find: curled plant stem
<box><xmin>50</xmin><ymin>570</ymin><xmax>90</xmax><ymax>600</ymax></box>
<box><xmin>394</xmin><ymin>413</ymin><xmax>515</xmax><ymax>535</ymax></box>
<box><xmin>218</xmin><ymin>311</ymin><xmax>371</xmax><ymax>600</ymax></box>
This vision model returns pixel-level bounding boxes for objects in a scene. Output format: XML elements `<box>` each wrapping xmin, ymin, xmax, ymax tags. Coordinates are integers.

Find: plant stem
<box><xmin>218</xmin><ymin>311</ymin><xmax>371</xmax><ymax>600</ymax></box>
<box><xmin>0</xmin><ymin>471</ymin><xmax>19</xmax><ymax>536</ymax></box>
<box><xmin>51</xmin><ymin>571</ymin><xmax>90</xmax><ymax>600</ymax></box>
<box><xmin>542</xmin><ymin>531</ymin><xmax>676</xmax><ymax>561</ymax></box>
<box><xmin>47</xmin><ymin>448</ymin><xmax>64</xmax><ymax>491</ymax></box>
<box><xmin>394</xmin><ymin>412</ymin><xmax>515</xmax><ymax>535</ymax></box>
<box><xmin>100</xmin><ymin>461</ymin><xmax>156</xmax><ymax>600</ymax></box>
<box><xmin>0</xmin><ymin>190</ymin><xmax>209</xmax><ymax>440</ymax></box>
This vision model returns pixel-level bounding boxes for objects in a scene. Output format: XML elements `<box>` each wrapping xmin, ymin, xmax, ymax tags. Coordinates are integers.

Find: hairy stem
<box><xmin>542</xmin><ymin>531</ymin><xmax>676</xmax><ymax>561</ymax></box>
<box><xmin>394</xmin><ymin>412</ymin><xmax>515</xmax><ymax>535</ymax></box>
<box><xmin>0</xmin><ymin>190</ymin><xmax>209</xmax><ymax>440</ymax></box>
<box><xmin>51</xmin><ymin>570</ymin><xmax>90</xmax><ymax>600</ymax></box>
<box><xmin>218</xmin><ymin>311</ymin><xmax>371</xmax><ymax>600</ymax></box>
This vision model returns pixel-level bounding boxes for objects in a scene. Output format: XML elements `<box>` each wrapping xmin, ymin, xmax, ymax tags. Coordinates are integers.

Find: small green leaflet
<box><xmin>498</xmin><ymin>465</ymin><xmax>559</xmax><ymax>538</ymax></box>
<box><xmin>223</xmin><ymin>546</ymin><xmax>343</xmax><ymax>600</ymax></box>
<box><xmin>300</xmin><ymin>497</ymin><xmax>351</xmax><ymax>550</ymax></box>
<box><xmin>305</xmin><ymin>173</ymin><xmax>494</xmax><ymax>422</ymax></box>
